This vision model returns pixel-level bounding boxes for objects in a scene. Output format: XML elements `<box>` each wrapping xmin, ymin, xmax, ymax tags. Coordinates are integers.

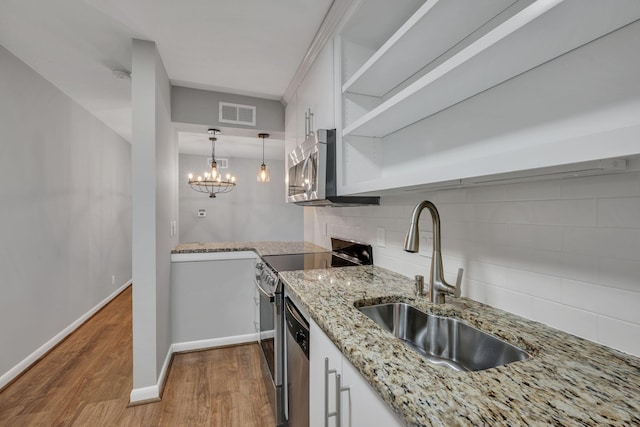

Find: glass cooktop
<box><xmin>261</xmin><ymin>252</ymin><xmax>359</xmax><ymax>272</ymax></box>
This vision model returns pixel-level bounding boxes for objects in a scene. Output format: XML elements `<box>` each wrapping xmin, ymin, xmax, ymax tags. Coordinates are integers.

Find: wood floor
<box><xmin>0</xmin><ymin>287</ymin><xmax>275</xmax><ymax>426</ymax></box>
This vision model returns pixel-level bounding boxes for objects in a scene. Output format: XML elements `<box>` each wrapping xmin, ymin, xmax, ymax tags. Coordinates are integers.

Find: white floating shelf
<box><xmin>342</xmin><ymin>0</ymin><xmax>640</xmax><ymax>138</ymax></box>
<box><xmin>342</xmin><ymin>0</ymin><xmax>518</xmax><ymax>97</ymax></box>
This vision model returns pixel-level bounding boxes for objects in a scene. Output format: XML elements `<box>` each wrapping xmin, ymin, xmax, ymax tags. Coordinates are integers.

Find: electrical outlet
<box><xmin>197</xmin><ymin>209</ymin><xmax>206</xmax><ymax>218</ymax></box>
<box><xmin>111</xmin><ymin>275</ymin><xmax>115</xmax><ymax>285</ymax></box>
<box><xmin>376</xmin><ymin>227</ymin><xmax>386</xmax><ymax>247</ymax></box>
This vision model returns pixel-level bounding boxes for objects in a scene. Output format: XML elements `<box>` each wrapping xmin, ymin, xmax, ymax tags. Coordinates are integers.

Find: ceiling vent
<box><xmin>219</xmin><ymin>102</ymin><xmax>256</xmax><ymax>126</ymax></box>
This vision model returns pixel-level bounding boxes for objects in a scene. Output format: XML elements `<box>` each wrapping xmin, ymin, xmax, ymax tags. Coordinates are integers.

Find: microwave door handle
<box><xmin>301</xmin><ymin>153</ymin><xmax>311</xmax><ymax>198</ymax></box>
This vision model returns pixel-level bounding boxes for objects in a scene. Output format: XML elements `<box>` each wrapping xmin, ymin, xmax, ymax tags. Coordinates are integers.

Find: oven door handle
<box><xmin>256</xmin><ymin>281</ymin><xmax>275</xmax><ymax>303</ymax></box>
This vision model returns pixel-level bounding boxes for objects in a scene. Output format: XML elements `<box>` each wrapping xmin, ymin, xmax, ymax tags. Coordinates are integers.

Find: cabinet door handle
<box><xmin>336</xmin><ymin>373</ymin><xmax>351</xmax><ymax>427</ymax></box>
<box><xmin>324</xmin><ymin>357</ymin><xmax>338</xmax><ymax>427</ymax></box>
<box><xmin>305</xmin><ymin>110</ymin><xmax>309</xmax><ymax>139</ymax></box>
<box><xmin>325</xmin><ymin>358</ymin><xmax>351</xmax><ymax>427</ymax></box>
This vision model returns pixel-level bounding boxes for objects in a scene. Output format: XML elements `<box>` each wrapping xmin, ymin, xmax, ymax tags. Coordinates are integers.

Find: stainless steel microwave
<box><xmin>287</xmin><ymin>129</ymin><xmax>379</xmax><ymax>207</ymax></box>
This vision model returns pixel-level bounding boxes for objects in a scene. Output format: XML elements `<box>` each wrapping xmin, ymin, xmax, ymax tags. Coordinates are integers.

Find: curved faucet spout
<box><xmin>403</xmin><ymin>200</ymin><xmax>463</xmax><ymax>304</ymax></box>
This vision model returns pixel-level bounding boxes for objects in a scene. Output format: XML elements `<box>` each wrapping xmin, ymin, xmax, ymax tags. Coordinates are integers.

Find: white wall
<box><xmin>131</xmin><ymin>39</ymin><xmax>177</xmax><ymax>397</ymax></box>
<box><xmin>179</xmin><ymin>155</ymin><xmax>303</xmax><ymax>243</ymax></box>
<box><xmin>0</xmin><ymin>45</ymin><xmax>132</xmax><ymax>382</ymax></box>
<box><xmin>306</xmin><ymin>172</ymin><xmax>640</xmax><ymax>357</ymax></box>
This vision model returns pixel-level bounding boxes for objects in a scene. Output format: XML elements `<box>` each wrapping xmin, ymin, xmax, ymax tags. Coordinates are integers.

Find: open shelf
<box><xmin>342</xmin><ymin>0</ymin><xmax>520</xmax><ymax>97</ymax></box>
<box><xmin>342</xmin><ymin>0</ymin><xmax>640</xmax><ymax>138</ymax></box>
<box><xmin>338</xmin><ymin>17</ymin><xmax>640</xmax><ymax>195</ymax></box>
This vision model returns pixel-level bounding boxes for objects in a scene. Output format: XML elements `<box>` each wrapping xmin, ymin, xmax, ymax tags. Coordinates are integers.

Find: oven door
<box><xmin>287</xmin><ymin>136</ymin><xmax>326</xmax><ymax>203</ymax></box>
<box><xmin>256</xmin><ymin>276</ymin><xmax>285</xmax><ymax>425</ymax></box>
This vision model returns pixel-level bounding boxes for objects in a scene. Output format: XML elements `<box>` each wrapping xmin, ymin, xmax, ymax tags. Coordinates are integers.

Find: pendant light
<box><xmin>257</xmin><ymin>133</ymin><xmax>270</xmax><ymax>183</ymax></box>
<box><xmin>187</xmin><ymin>129</ymin><xmax>236</xmax><ymax>198</ymax></box>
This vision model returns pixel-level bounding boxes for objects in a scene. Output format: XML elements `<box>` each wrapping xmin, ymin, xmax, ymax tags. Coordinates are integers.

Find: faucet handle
<box><xmin>453</xmin><ymin>268</ymin><xmax>464</xmax><ymax>298</ymax></box>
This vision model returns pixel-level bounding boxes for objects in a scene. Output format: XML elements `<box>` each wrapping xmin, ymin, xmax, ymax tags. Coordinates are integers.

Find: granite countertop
<box><xmin>172</xmin><ymin>241</ymin><xmax>327</xmax><ymax>256</ymax></box>
<box><xmin>280</xmin><ymin>265</ymin><xmax>640</xmax><ymax>426</ymax></box>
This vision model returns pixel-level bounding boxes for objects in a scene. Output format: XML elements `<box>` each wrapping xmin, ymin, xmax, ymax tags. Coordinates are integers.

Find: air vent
<box><xmin>208</xmin><ymin>158</ymin><xmax>229</xmax><ymax>169</ymax></box>
<box><xmin>219</xmin><ymin>102</ymin><xmax>256</xmax><ymax>126</ymax></box>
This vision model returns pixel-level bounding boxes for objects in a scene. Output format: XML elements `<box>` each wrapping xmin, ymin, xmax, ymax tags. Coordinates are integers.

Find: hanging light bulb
<box><xmin>257</xmin><ymin>133</ymin><xmax>270</xmax><ymax>183</ymax></box>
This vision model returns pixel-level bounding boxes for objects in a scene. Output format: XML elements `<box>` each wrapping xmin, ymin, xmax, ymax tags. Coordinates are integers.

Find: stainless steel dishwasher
<box><xmin>285</xmin><ymin>297</ymin><xmax>309</xmax><ymax>427</ymax></box>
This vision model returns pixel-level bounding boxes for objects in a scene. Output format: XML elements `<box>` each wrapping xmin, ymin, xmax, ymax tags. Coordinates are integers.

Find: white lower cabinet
<box><xmin>310</xmin><ymin>319</ymin><xmax>403</xmax><ymax>427</ymax></box>
<box><xmin>170</xmin><ymin>253</ymin><xmax>257</xmax><ymax>344</ymax></box>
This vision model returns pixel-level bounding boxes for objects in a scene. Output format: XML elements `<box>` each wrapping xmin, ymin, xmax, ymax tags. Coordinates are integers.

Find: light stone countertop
<box><xmin>172</xmin><ymin>241</ymin><xmax>327</xmax><ymax>256</ymax></box>
<box><xmin>280</xmin><ymin>265</ymin><xmax>640</xmax><ymax>427</ymax></box>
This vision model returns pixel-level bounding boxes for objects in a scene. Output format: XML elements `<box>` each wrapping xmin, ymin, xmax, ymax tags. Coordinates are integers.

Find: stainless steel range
<box><xmin>254</xmin><ymin>238</ymin><xmax>373</xmax><ymax>426</ymax></box>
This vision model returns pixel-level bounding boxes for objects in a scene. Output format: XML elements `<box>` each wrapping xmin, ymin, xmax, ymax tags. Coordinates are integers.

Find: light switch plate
<box><xmin>376</xmin><ymin>227</ymin><xmax>386</xmax><ymax>247</ymax></box>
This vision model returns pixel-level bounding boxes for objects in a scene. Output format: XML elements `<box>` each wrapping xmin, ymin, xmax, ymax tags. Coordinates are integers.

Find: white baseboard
<box><xmin>129</xmin><ymin>384</ymin><xmax>160</xmax><ymax>403</ymax></box>
<box><xmin>129</xmin><ymin>332</ymin><xmax>259</xmax><ymax>404</ymax></box>
<box><xmin>172</xmin><ymin>333</ymin><xmax>259</xmax><ymax>353</ymax></box>
<box><xmin>0</xmin><ymin>280</ymin><xmax>132</xmax><ymax>390</ymax></box>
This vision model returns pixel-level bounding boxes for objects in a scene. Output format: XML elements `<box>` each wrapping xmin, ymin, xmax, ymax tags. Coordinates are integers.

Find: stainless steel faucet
<box><xmin>404</xmin><ymin>200</ymin><xmax>463</xmax><ymax>304</ymax></box>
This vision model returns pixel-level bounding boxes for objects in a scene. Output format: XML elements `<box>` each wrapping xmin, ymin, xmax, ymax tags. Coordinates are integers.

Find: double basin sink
<box><xmin>358</xmin><ymin>302</ymin><xmax>530</xmax><ymax>372</ymax></box>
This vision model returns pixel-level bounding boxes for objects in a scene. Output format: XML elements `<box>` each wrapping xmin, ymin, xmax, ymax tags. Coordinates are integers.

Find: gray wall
<box><xmin>179</xmin><ymin>155</ymin><xmax>303</xmax><ymax>243</ymax></box>
<box><xmin>131</xmin><ymin>39</ymin><xmax>178</xmax><ymax>393</ymax></box>
<box><xmin>171</xmin><ymin>86</ymin><xmax>284</xmax><ymax>133</ymax></box>
<box><xmin>0</xmin><ymin>45</ymin><xmax>132</xmax><ymax>380</ymax></box>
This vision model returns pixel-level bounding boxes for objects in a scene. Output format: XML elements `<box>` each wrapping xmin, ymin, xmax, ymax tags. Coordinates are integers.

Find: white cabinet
<box><xmin>170</xmin><ymin>252</ymin><xmax>258</xmax><ymax>345</ymax></box>
<box><xmin>337</xmin><ymin>0</ymin><xmax>640</xmax><ymax>195</ymax></box>
<box><xmin>310</xmin><ymin>319</ymin><xmax>402</xmax><ymax>427</ymax></box>
<box><xmin>296</xmin><ymin>39</ymin><xmax>335</xmax><ymax>144</ymax></box>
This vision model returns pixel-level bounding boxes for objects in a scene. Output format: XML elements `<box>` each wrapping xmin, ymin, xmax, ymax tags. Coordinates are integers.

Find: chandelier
<box><xmin>187</xmin><ymin>129</ymin><xmax>236</xmax><ymax>198</ymax></box>
<box><xmin>257</xmin><ymin>133</ymin><xmax>270</xmax><ymax>183</ymax></box>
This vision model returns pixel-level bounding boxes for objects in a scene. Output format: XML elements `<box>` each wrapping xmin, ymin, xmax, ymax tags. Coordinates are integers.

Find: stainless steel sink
<box><xmin>358</xmin><ymin>302</ymin><xmax>530</xmax><ymax>371</ymax></box>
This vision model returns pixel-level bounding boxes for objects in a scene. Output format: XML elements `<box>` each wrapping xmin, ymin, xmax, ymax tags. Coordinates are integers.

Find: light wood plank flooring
<box><xmin>0</xmin><ymin>287</ymin><xmax>275</xmax><ymax>426</ymax></box>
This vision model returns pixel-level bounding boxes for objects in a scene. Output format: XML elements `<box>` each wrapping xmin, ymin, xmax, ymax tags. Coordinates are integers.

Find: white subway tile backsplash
<box><xmin>597</xmin><ymin>197</ymin><xmax>640</xmax><ymax>228</ymax></box>
<box><xmin>503</xmin><ymin>180</ymin><xmax>561</xmax><ymax>201</ymax></box>
<box><xmin>485</xmin><ymin>285</ymin><xmax>532</xmax><ymax>318</ymax></box>
<box><xmin>597</xmin><ymin>316</ymin><xmax>640</xmax><ymax>356</ymax></box>
<box><xmin>462</xmin><ymin>278</ymin><xmax>486</xmax><ymax>303</ymax></box>
<box><xmin>533</xmin><ymin>250</ymin><xmax>599</xmax><ymax>283</ymax></box>
<box><xmin>531</xmin><ymin>199</ymin><xmax>597</xmax><ymax>226</ymax></box>
<box><xmin>532</xmin><ymin>299</ymin><xmax>598</xmax><ymax>341</ymax></box>
<box><xmin>484</xmin><ymin>245</ymin><xmax>536</xmax><ymax>271</ymax></box>
<box><xmin>558</xmin><ymin>278</ymin><xmax>640</xmax><ymax>325</ymax></box>
<box><xmin>598</xmin><ymin>257</ymin><xmax>640</xmax><ymax>292</ymax></box>
<box><xmin>466</xmin><ymin>185</ymin><xmax>506</xmax><ymax>202</ymax></box>
<box><xmin>436</xmin><ymin>188</ymin><xmax>467</xmax><ymax>204</ymax></box>
<box><xmin>308</xmin><ymin>172</ymin><xmax>640</xmax><ymax>357</ymax></box>
<box><xmin>560</xmin><ymin>172</ymin><xmax>640</xmax><ymax>199</ymax></box>
<box><xmin>470</xmin><ymin>202</ymin><xmax>531</xmax><ymax>224</ymax></box>
<box><xmin>504</xmin><ymin>268</ymin><xmax>562</xmax><ymax>299</ymax></box>
<box><xmin>437</xmin><ymin>203</ymin><xmax>468</xmax><ymax>222</ymax></box>
<box><xmin>562</xmin><ymin>227</ymin><xmax>640</xmax><ymax>261</ymax></box>
<box><xmin>465</xmin><ymin>261</ymin><xmax>507</xmax><ymax>287</ymax></box>
<box><xmin>491</xmin><ymin>223</ymin><xmax>563</xmax><ymax>251</ymax></box>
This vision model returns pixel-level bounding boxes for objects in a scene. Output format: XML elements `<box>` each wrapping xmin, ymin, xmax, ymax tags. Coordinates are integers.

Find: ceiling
<box><xmin>0</xmin><ymin>0</ymin><xmax>333</xmax><ymax>154</ymax></box>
